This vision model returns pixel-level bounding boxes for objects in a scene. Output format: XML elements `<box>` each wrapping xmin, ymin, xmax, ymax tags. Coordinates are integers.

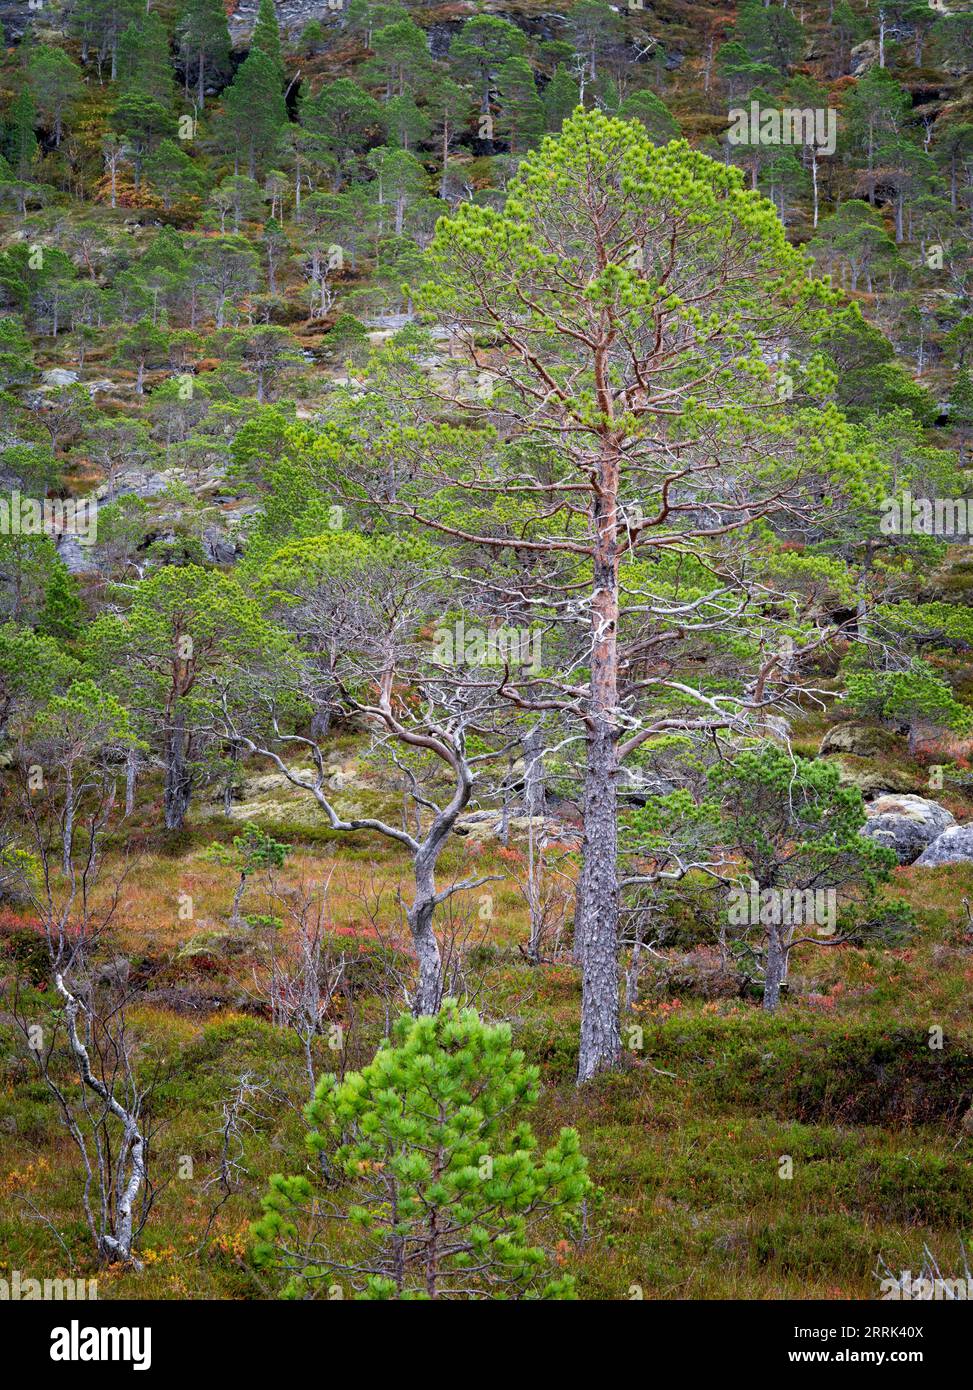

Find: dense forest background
<box><xmin>3</xmin><ymin>0</ymin><xmax>973</xmax><ymax>1302</ymax></box>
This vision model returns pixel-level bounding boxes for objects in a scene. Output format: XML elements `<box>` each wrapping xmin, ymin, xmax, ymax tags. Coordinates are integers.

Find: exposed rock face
<box><xmin>850</xmin><ymin>38</ymin><xmax>880</xmax><ymax>74</ymax></box>
<box><xmin>821</xmin><ymin>754</ymin><xmax>914</xmax><ymax>796</ymax></box>
<box><xmin>41</xmin><ymin>368</ymin><xmax>80</xmax><ymax>388</ymax></box>
<box><xmin>228</xmin><ymin>0</ymin><xmax>339</xmax><ymax>43</ymax></box>
<box><xmin>819</xmin><ymin>722</ymin><xmax>902</xmax><ymax>758</ymax></box>
<box><xmin>914</xmin><ymin>825</ymin><xmax>973</xmax><ymax>867</ymax></box>
<box><xmin>0</xmin><ymin>0</ymin><xmax>36</xmax><ymax>41</ymax></box>
<box><xmin>56</xmin><ymin>534</ymin><xmax>99</xmax><ymax>574</ymax></box>
<box><xmin>860</xmin><ymin>794</ymin><xmax>956</xmax><ymax>865</ymax></box>
<box><xmin>94</xmin><ymin>467</ymin><xmax>170</xmax><ymax>502</ymax></box>
<box><xmin>202</xmin><ymin>526</ymin><xmax>239</xmax><ymax>566</ymax></box>
<box><xmin>453</xmin><ymin>811</ymin><xmax>562</xmax><ymax>842</ymax></box>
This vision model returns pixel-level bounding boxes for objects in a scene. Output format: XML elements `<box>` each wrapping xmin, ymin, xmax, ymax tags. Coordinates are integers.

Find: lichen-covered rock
<box><xmin>41</xmin><ymin>367</ymin><xmax>79</xmax><ymax>388</ymax></box>
<box><xmin>821</xmin><ymin>754</ymin><xmax>914</xmax><ymax>796</ymax></box>
<box><xmin>860</xmin><ymin>794</ymin><xmax>956</xmax><ymax>864</ymax></box>
<box><xmin>819</xmin><ymin>722</ymin><xmax>903</xmax><ymax>758</ymax></box>
<box><xmin>914</xmin><ymin>825</ymin><xmax>973</xmax><ymax>867</ymax></box>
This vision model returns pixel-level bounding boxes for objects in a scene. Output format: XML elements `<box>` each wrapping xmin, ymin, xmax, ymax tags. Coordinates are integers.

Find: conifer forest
<box><xmin>3</xmin><ymin>0</ymin><xmax>973</xmax><ymax>1341</ymax></box>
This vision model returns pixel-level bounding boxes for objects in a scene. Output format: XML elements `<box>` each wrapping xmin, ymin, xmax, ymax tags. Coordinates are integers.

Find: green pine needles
<box><xmin>253</xmin><ymin>1003</ymin><xmax>593</xmax><ymax>1299</ymax></box>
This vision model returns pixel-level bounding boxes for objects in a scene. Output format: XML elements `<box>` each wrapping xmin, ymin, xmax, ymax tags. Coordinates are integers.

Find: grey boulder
<box><xmin>914</xmin><ymin>825</ymin><xmax>973</xmax><ymax>867</ymax></box>
<box><xmin>860</xmin><ymin>794</ymin><xmax>956</xmax><ymax>865</ymax></box>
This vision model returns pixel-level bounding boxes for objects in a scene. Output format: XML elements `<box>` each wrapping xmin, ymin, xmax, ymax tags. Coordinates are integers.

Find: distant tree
<box><xmin>208</xmin><ymin>174</ymin><xmax>266</xmax><ymax>232</ymax></box>
<box><xmin>33</xmin><ymin>384</ymin><xmax>93</xmax><ymax>453</ymax></box>
<box><xmin>5</xmin><ymin>87</ymin><xmax>38</xmax><ymax>180</ymax></box>
<box><xmin>450</xmin><ymin>15</ymin><xmax>527</xmax><ymax>113</ymax></box>
<box><xmin>617</xmin><ymin>90</ymin><xmax>679</xmax><ymax>146</ymax></box>
<box><xmin>844</xmin><ymin>67</ymin><xmax>912</xmax><ymax>206</ymax></box>
<box><xmin>28</xmin><ymin>680</ymin><xmax>140</xmax><ymax>873</ymax></box>
<box><xmin>324</xmin><ymin>312</ymin><xmax>369</xmax><ymax>365</ymax></box>
<box><xmin>251</xmin><ymin>0</ymin><xmax>284</xmax><ymax>79</ymax></box>
<box><xmin>932</xmin><ymin>10</ymin><xmax>973</xmax><ymax>74</ymax></box>
<box><xmin>298</xmin><ymin>20</ymin><xmax>326</xmax><ymax>57</ymax></box>
<box><xmin>898</xmin><ymin>0</ymin><xmax>938</xmax><ymax>66</ymax></box>
<box><xmin>218</xmin><ymin>325</ymin><xmax>302</xmax><ymax>403</ymax></box>
<box><xmin>299</xmin><ymin>78</ymin><xmax>383</xmax><ymax>186</ymax></box>
<box><xmin>220</xmin><ymin>50</ymin><xmax>287</xmax><ymax>179</ymax></box>
<box><xmin>366</xmin><ymin>145</ymin><xmax>427</xmax><ymax>238</ymax></box>
<box><xmin>950</xmin><ymin>368</ymin><xmax>973</xmax><ymax>465</ymax></box>
<box><xmin>384</xmin><ymin>94</ymin><xmax>431</xmax><ymax>151</ymax></box>
<box><xmin>0</xmin><ymin>622</ymin><xmax>79</xmax><ymax>738</ymax></box>
<box><xmin>112</xmin><ymin>319</ymin><xmax>171</xmax><ymax>394</ymax></box>
<box><xmin>71</xmin><ymin>0</ymin><xmax>141</xmax><ymax>81</ymax></box>
<box><xmin>735</xmin><ymin>0</ymin><xmax>803</xmax><ymax>71</ymax></box>
<box><xmin>542</xmin><ymin>66</ymin><xmax>580</xmax><ymax>133</ymax></box>
<box><xmin>425</xmin><ymin>87</ymin><xmax>473</xmax><ymax>183</ymax></box>
<box><xmin>192</xmin><ymin>234</ymin><xmax>260</xmax><ymax>328</ymax></box>
<box><xmin>39</xmin><ymin>561</ymin><xmax>85</xmax><ymax>645</ymax></box>
<box><xmin>203</xmin><ymin>821</ymin><xmax>290</xmax><ymax>925</ymax></box>
<box><xmin>262</xmin><ymin>216</ymin><xmax>288</xmax><ymax>293</ymax></box>
<box><xmin>844</xmin><ymin>659</ymin><xmax>973</xmax><ymax>755</ymax></box>
<box><xmin>567</xmin><ymin>0</ymin><xmax>623</xmax><ymax>84</ymax></box>
<box><xmin>709</xmin><ymin>747</ymin><xmax>895</xmax><ymax>1011</ymax></box>
<box><xmin>27</xmin><ymin>46</ymin><xmax>84</xmax><ymax>147</ymax></box>
<box><xmin>811</xmin><ymin>200</ymin><xmax>898</xmax><ymax>293</ymax></box>
<box><xmin>715</xmin><ymin>41</ymin><xmax>783</xmax><ymax>100</ymax></box>
<box><xmin>91</xmin><ymin>494</ymin><xmax>153</xmax><ymax>578</ymax></box>
<box><xmin>366</xmin><ymin>18</ymin><xmax>433</xmax><ymax>100</ymax></box>
<box><xmin>497</xmin><ymin>56</ymin><xmax>544</xmax><ymax>154</ymax></box>
<box><xmin>0</xmin><ymin>535</ymin><xmax>62</xmax><ymax>626</ymax></box>
<box><xmin>110</xmin><ymin>92</ymin><xmax>176</xmax><ymax>187</ymax></box>
<box><xmin>177</xmin><ymin>0</ymin><xmax>232</xmax><ymax>107</ymax></box>
<box><xmin>0</xmin><ymin>315</ymin><xmax>33</xmax><ymax>388</ymax></box>
<box><xmin>87</xmin><ymin>565</ymin><xmax>301</xmax><ymax>830</ymax></box>
<box><xmin>144</xmin><ymin>138</ymin><xmax>205</xmax><ymax>210</ymax></box>
<box><xmin>117</xmin><ymin>11</ymin><xmax>174</xmax><ymax>105</ymax></box>
<box><xmin>0</xmin><ymin>443</ymin><xmax>59</xmax><ymax>496</ymax></box>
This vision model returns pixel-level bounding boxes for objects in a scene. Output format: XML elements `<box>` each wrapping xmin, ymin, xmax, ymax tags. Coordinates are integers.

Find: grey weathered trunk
<box><xmin>55</xmin><ymin>974</ymin><xmax>146</xmax><ymax>1269</ymax></box>
<box><xmin>408</xmin><ymin>850</ymin><xmax>443</xmax><ymax>1016</ymax></box>
<box><xmin>125</xmin><ymin>748</ymin><xmax>138</xmax><ymax>818</ymax></box>
<box><xmin>576</xmin><ymin>725</ymin><xmax>621</xmax><ymax>1081</ymax></box>
<box><xmin>309</xmin><ymin>696</ymin><xmax>334</xmax><ymax>740</ymax></box>
<box><xmin>230</xmin><ymin>873</ymin><xmax>247</xmax><ymax>926</ymax></box>
<box><xmin>763</xmin><ymin>923</ymin><xmax>786</xmax><ymax>1012</ymax></box>
<box><xmin>576</xmin><ymin>442</ymin><xmax>622</xmax><ymax>1083</ymax></box>
<box><xmin>522</xmin><ymin>727</ymin><xmax>546</xmax><ymax>817</ymax></box>
<box><xmin>164</xmin><ymin>708</ymin><xmax>193</xmax><ymax>831</ymax></box>
<box><xmin>63</xmin><ymin>765</ymin><xmax>75</xmax><ymax>877</ymax></box>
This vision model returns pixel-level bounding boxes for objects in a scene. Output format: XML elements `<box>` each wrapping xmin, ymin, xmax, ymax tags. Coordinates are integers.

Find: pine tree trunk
<box><xmin>125</xmin><ymin>748</ymin><xmax>137</xmax><ymax>818</ymax></box>
<box><xmin>577</xmin><ymin>724</ymin><xmax>621</xmax><ymax>1080</ymax></box>
<box><xmin>522</xmin><ymin>726</ymin><xmax>546</xmax><ymax>817</ymax></box>
<box><xmin>408</xmin><ymin>852</ymin><xmax>443</xmax><ymax>1016</ymax></box>
<box><xmin>577</xmin><ymin>464</ymin><xmax>622</xmax><ymax>1083</ymax></box>
<box><xmin>63</xmin><ymin>765</ymin><xmax>75</xmax><ymax>877</ymax></box>
<box><xmin>164</xmin><ymin>708</ymin><xmax>193</xmax><ymax>831</ymax></box>
<box><xmin>763</xmin><ymin>922</ymin><xmax>786</xmax><ymax>1012</ymax></box>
